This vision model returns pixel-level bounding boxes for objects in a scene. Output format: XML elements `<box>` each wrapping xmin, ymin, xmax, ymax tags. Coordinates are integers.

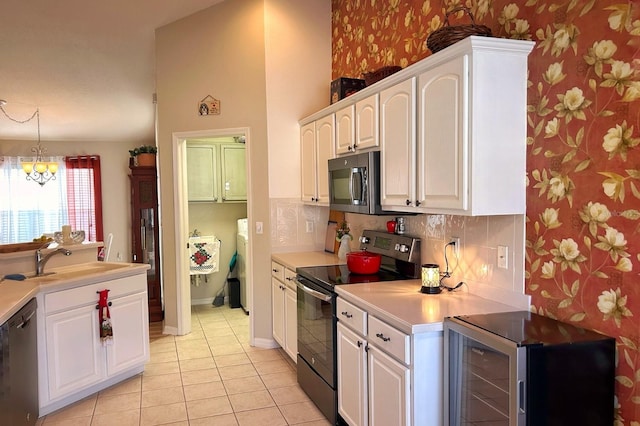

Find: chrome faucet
<box><xmin>35</xmin><ymin>248</ymin><xmax>72</xmax><ymax>276</ymax></box>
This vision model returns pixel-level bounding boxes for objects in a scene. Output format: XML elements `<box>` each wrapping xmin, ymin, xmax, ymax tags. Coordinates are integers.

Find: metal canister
<box><xmin>396</xmin><ymin>217</ymin><xmax>405</xmax><ymax>234</ymax></box>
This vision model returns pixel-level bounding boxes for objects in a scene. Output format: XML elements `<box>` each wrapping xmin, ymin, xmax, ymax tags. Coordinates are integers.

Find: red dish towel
<box><xmin>98</xmin><ymin>289</ymin><xmax>113</xmax><ymax>345</ymax></box>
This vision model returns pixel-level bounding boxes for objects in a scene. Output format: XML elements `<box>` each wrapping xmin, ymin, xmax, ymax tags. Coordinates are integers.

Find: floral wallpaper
<box><xmin>332</xmin><ymin>0</ymin><xmax>640</xmax><ymax>423</ymax></box>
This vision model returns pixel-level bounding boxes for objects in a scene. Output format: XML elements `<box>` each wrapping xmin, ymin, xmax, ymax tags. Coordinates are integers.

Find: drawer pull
<box><xmin>341</xmin><ymin>311</ymin><xmax>353</xmax><ymax>318</ymax></box>
<box><xmin>357</xmin><ymin>340</ymin><xmax>362</xmax><ymax>347</ymax></box>
<box><xmin>272</xmin><ymin>268</ymin><xmax>278</xmax><ymax>272</ymax></box>
<box><xmin>376</xmin><ymin>333</ymin><xmax>391</xmax><ymax>342</ymax></box>
<box><xmin>96</xmin><ymin>301</ymin><xmax>112</xmax><ymax>309</ymax></box>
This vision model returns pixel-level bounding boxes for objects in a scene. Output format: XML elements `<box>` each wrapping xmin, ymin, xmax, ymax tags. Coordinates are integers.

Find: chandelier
<box><xmin>0</xmin><ymin>100</ymin><xmax>58</xmax><ymax>186</ymax></box>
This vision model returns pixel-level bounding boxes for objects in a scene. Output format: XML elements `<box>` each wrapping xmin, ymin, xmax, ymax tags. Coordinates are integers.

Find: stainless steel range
<box><xmin>295</xmin><ymin>229</ymin><xmax>421</xmax><ymax>425</ymax></box>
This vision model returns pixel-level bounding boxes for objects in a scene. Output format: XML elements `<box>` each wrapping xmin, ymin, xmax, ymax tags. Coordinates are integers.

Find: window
<box><xmin>0</xmin><ymin>155</ymin><xmax>103</xmax><ymax>244</ymax></box>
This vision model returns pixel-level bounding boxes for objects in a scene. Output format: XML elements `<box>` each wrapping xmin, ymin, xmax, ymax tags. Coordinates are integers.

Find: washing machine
<box><xmin>236</xmin><ymin>218</ymin><xmax>250</xmax><ymax>314</ymax></box>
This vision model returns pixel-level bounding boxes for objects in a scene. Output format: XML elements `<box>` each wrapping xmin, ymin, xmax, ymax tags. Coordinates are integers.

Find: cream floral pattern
<box><xmin>332</xmin><ymin>0</ymin><xmax>639</xmax><ymax>422</ymax></box>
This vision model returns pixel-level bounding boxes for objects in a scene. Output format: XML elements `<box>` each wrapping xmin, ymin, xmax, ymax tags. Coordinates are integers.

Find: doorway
<box><xmin>172</xmin><ymin>127</ymin><xmax>253</xmax><ymax>345</ymax></box>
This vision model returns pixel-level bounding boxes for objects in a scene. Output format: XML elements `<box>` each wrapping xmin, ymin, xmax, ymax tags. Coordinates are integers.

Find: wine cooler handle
<box><xmin>517</xmin><ymin>380</ymin><xmax>525</xmax><ymax>414</ymax></box>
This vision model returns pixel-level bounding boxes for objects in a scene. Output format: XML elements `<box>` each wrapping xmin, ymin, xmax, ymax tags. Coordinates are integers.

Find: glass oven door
<box><xmin>296</xmin><ymin>276</ymin><xmax>335</xmax><ymax>387</ymax></box>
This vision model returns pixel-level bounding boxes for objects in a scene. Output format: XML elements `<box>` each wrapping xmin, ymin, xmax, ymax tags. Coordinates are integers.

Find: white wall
<box><xmin>265</xmin><ymin>0</ymin><xmax>331</xmax><ymax>198</ymax></box>
<box><xmin>155</xmin><ymin>0</ymin><xmax>331</xmax><ymax>340</ymax></box>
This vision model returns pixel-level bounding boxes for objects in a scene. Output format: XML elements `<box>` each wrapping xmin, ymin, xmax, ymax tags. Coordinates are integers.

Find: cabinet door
<box><xmin>220</xmin><ymin>144</ymin><xmax>247</xmax><ymax>201</ymax></box>
<box><xmin>46</xmin><ymin>304</ymin><xmax>104</xmax><ymax>401</ymax></box>
<box><xmin>380</xmin><ymin>78</ymin><xmax>416</xmax><ymax>209</ymax></box>
<box><xmin>271</xmin><ymin>277</ymin><xmax>285</xmax><ymax>348</ymax></box>
<box><xmin>336</xmin><ymin>104</ymin><xmax>355</xmax><ymax>155</ymax></box>
<box><xmin>337</xmin><ymin>323</ymin><xmax>368</xmax><ymax>426</ymax></box>
<box><xmin>368</xmin><ymin>346</ymin><xmax>410</xmax><ymax>426</ymax></box>
<box><xmin>284</xmin><ymin>283</ymin><xmax>298</xmax><ymax>361</ymax></box>
<box><xmin>418</xmin><ymin>55</ymin><xmax>468</xmax><ymax>211</ymax></box>
<box><xmin>106</xmin><ymin>292</ymin><xmax>149</xmax><ymax>376</ymax></box>
<box><xmin>186</xmin><ymin>146</ymin><xmax>219</xmax><ymax>202</ymax></box>
<box><xmin>355</xmin><ymin>94</ymin><xmax>379</xmax><ymax>151</ymax></box>
<box><xmin>315</xmin><ymin>114</ymin><xmax>335</xmax><ymax>204</ymax></box>
<box><xmin>300</xmin><ymin>122</ymin><xmax>318</xmax><ymax>203</ymax></box>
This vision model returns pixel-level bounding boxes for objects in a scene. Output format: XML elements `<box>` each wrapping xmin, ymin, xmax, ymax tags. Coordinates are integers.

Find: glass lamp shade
<box><xmin>34</xmin><ymin>162</ymin><xmax>48</xmax><ymax>173</ymax></box>
<box><xmin>47</xmin><ymin>162</ymin><xmax>59</xmax><ymax>174</ymax></box>
<box><xmin>421</xmin><ymin>263</ymin><xmax>441</xmax><ymax>294</ymax></box>
<box><xmin>21</xmin><ymin>162</ymin><xmax>34</xmax><ymax>174</ymax></box>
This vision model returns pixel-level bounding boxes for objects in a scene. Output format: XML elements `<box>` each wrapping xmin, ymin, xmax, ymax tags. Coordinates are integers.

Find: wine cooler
<box><xmin>444</xmin><ymin>311</ymin><xmax>615</xmax><ymax>425</ymax></box>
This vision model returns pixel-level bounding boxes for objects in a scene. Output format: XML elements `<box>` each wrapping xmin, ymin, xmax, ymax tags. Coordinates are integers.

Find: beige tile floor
<box><xmin>36</xmin><ymin>304</ymin><xmax>331</xmax><ymax>426</ymax></box>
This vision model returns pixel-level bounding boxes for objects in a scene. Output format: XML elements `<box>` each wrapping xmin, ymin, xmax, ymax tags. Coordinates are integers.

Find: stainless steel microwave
<box><xmin>328</xmin><ymin>151</ymin><xmax>387</xmax><ymax>215</ymax></box>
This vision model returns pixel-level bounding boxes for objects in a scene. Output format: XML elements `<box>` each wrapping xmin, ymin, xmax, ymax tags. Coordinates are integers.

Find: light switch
<box><xmin>256</xmin><ymin>221</ymin><xmax>263</xmax><ymax>234</ymax></box>
<box><xmin>497</xmin><ymin>245</ymin><xmax>508</xmax><ymax>269</ymax></box>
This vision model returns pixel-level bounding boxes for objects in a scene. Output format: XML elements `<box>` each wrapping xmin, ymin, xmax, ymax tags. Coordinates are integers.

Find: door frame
<box><xmin>172</xmin><ymin>127</ymin><xmax>253</xmax><ymax>343</ymax></box>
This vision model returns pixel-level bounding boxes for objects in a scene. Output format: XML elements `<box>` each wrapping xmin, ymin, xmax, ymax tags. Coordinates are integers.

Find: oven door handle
<box><xmin>296</xmin><ymin>280</ymin><xmax>331</xmax><ymax>302</ymax></box>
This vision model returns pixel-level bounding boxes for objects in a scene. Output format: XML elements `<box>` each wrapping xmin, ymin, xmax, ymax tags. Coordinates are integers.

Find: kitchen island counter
<box><xmin>0</xmin><ymin>262</ymin><xmax>149</xmax><ymax>324</ymax></box>
<box><xmin>336</xmin><ymin>281</ymin><xmax>519</xmax><ymax>335</ymax></box>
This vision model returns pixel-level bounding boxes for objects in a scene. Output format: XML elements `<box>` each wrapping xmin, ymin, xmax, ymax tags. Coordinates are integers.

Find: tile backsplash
<box><xmin>269</xmin><ymin>198</ymin><xmax>529</xmax><ymax>309</ymax></box>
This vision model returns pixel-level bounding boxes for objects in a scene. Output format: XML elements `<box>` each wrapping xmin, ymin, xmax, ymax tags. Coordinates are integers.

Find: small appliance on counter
<box><xmin>444</xmin><ymin>311</ymin><xmax>615</xmax><ymax>425</ymax></box>
<box><xmin>295</xmin><ymin>229</ymin><xmax>421</xmax><ymax>425</ymax></box>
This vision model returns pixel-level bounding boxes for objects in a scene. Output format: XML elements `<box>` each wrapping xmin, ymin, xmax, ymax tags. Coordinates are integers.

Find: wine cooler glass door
<box><xmin>445</xmin><ymin>320</ymin><xmax>526</xmax><ymax>426</ymax></box>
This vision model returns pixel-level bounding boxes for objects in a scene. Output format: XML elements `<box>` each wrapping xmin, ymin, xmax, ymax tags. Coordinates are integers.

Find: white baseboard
<box><xmin>253</xmin><ymin>337</ymin><xmax>280</xmax><ymax>350</ymax></box>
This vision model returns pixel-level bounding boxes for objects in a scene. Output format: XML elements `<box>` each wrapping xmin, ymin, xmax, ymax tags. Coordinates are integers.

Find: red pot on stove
<box><xmin>346</xmin><ymin>251</ymin><xmax>382</xmax><ymax>274</ymax></box>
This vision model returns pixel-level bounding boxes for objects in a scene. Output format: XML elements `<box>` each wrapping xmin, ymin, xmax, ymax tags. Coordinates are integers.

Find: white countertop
<box><xmin>0</xmin><ymin>262</ymin><xmax>149</xmax><ymax>324</ymax></box>
<box><xmin>336</xmin><ymin>280</ymin><xmax>520</xmax><ymax>335</ymax></box>
<box><xmin>271</xmin><ymin>251</ymin><xmax>344</xmax><ymax>271</ymax></box>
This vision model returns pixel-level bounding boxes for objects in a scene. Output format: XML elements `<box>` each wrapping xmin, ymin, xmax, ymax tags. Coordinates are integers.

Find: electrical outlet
<box><xmin>306</xmin><ymin>221</ymin><xmax>314</xmax><ymax>233</ymax></box>
<box><xmin>498</xmin><ymin>245</ymin><xmax>509</xmax><ymax>269</ymax></box>
<box><xmin>450</xmin><ymin>237</ymin><xmax>461</xmax><ymax>257</ymax></box>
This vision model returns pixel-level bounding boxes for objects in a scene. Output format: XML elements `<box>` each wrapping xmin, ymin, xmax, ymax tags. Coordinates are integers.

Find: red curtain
<box><xmin>65</xmin><ymin>156</ymin><xmax>104</xmax><ymax>242</ymax></box>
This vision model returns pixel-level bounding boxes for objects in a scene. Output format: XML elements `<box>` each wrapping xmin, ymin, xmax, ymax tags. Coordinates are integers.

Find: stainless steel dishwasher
<box><xmin>1</xmin><ymin>297</ymin><xmax>38</xmax><ymax>425</ymax></box>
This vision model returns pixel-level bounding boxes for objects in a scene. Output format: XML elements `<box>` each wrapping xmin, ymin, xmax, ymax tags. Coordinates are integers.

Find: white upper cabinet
<box><xmin>382</xmin><ymin>37</ymin><xmax>533</xmax><ymax>215</ymax></box>
<box><xmin>187</xmin><ymin>146</ymin><xmax>218</xmax><ymax>202</ymax></box>
<box><xmin>417</xmin><ymin>56</ymin><xmax>467</xmax><ymax>211</ymax></box>
<box><xmin>335</xmin><ymin>104</ymin><xmax>355</xmax><ymax>155</ymax></box>
<box><xmin>187</xmin><ymin>144</ymin><xmax>246</xmax><ymax>203</ymax></box>
<box><xmin>336</xmin><ymin>94</ymin><xmax>380</xmax><ymax>155</ymax></box>
<box><xmin>380</xmin><ymin>78</ymin><xmax>416</xmax><ymax>209</ymax></box>
<box><xmin>355</xmin><ymin>94</ymin><xmax>380</xmax><ymax>152</ymax></box>
<box><xmin>301</xmin><ymin>114</ymin><xmax>334</xmax><ymax>205</ymax></box>
<box><xmin>300</xmin><ymin>37</ymin><xmax>533</xmax><ymax>216</ymax></box>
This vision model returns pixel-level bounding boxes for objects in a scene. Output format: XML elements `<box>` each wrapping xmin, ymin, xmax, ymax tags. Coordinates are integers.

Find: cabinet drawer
<box><xmin>284</xmin><ymin>268</ymin><xmax>297</xmax><ymax>290</ymax></box>
<box><xmin>368</xmin><ymin>315</ymin><xmax>410</xmax><ymax>364</ymax></box>
<box><xmin>271</xmin><ymin>261</ymin><xmax>285</xmax><ymax>281</ymax></box>
<box><xmin>336</xmin><ymin>297</ymin><xmax>367</xmax><ymax>336</ymax></box>
<box><xmin>45</xmin><ymin>274</ymin><xmax>147</xmax><ymax>314</ymax></box>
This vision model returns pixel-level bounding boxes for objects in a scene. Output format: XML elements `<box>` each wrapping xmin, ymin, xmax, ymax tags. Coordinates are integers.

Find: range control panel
<box><xmin>358</xmin><ymin>229</ymin><xmax>421</xmax><ymax>264</ymax></box>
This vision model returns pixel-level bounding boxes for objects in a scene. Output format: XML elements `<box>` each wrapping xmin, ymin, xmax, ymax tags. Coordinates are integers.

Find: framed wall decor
<box><xmin>198</xmin><ymin>95</ymin><xmax>220</xmax><ymax>115</ymax></box>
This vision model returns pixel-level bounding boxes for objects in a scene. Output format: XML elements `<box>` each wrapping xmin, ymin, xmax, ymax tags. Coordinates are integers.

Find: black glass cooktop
<box><xmin>296</xmin><ymin>264</ymin><xmax>409</xmax><ymax>291</ymax></box>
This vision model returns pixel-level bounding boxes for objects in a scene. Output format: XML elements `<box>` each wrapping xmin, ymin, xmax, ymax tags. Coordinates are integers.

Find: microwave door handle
<box><xmin>349</xmin><ymin>168</ymin><xmax>355</xmax><ymax>202</ymax></box>
<box><xmin>350</xmin><ymin>168</ymin><xmax>363</xmax><ymax>203</ymax></box>
<box><xmin>296</xmin><ymin>280</ymin><xmax>331</xmax><ymax>302</ymax></box>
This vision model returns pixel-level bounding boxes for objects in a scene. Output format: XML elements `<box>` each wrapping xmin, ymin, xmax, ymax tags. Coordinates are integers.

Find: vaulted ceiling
<box><xmin>0</xmin><ymin>0</ymin><xmax>225</xmax><ymax>144</ymax></box>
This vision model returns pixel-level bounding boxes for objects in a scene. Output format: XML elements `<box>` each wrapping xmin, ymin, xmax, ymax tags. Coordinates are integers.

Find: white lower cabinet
<box><xmin>271</xmin><ymin>260</ymin><xmax>297</xmax><ymax>361</ymax></box>
<box><xmin>38</xmin><ymin>273</ymin><xmax>149</xmax><ymax>415</ymax></box>
<box><xmin>337</xmin><ymin>297</ymin><xmax>442</xmax><ymax>425</ymax></box>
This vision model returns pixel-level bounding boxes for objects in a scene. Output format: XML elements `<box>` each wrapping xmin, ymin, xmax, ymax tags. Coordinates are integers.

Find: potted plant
<box><xmin>129</xmin><ymin>145</ymin><xmax>157</xmax><ymax>167</ymax></box>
